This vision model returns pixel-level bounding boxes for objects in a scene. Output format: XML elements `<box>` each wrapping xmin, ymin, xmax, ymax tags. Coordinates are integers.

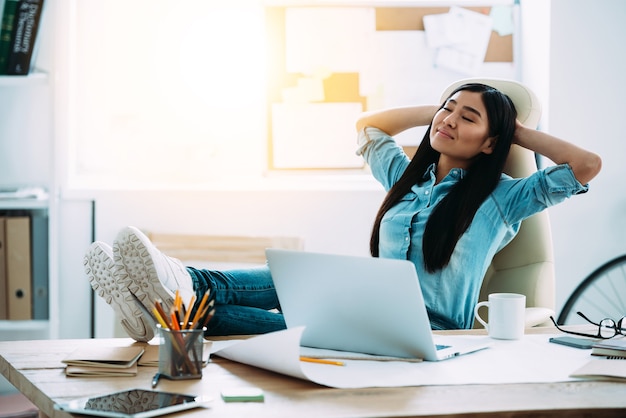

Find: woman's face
<box><xmin>430</xmin><ymin>90</ymin><xmax>495</xmax><ymax>168</ymax></box>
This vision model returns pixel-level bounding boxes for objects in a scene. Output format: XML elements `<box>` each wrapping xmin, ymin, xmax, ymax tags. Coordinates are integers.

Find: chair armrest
<box><xmin>525</xmin><ymin>307</ymin><xmax>555</xmax><ymax>328</ymax></box>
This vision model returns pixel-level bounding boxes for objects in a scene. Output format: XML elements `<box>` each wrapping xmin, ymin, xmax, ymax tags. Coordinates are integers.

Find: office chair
<box><xmin>441</xmin><ymin>78</ymin><xmax>555</xmax><ymax>328</ymax></box>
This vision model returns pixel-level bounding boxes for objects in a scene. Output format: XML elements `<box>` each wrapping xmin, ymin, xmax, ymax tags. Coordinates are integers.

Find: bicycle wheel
<box><xmin>557</xmin><ymin>254</ymin><xmax>626</xmax><ymax>325</ymax></box>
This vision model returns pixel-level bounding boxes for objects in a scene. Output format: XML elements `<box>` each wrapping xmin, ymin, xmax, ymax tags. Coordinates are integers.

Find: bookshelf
<box><xmin>0</xmin><ymin>35</ymin><xmax>94</xmax><ymax>344</ymax></box>
<box><xmin>0</xmin><ymin>71</ymin><xmax>52</xmax><ymax>341</ymax></box>
<box><xmin>0</xmin><ymin>196</ymin><xmax>51</xmax><ymax>340</ymax></box>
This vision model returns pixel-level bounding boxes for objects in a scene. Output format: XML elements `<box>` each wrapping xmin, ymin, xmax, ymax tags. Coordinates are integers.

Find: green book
<box><xmin>0</xmin><ymin>0</ymin><xmax>20</xmax><ymax>74</ymax></box>
<box><xmin>5</xmin><ymin>0</ymin><xmax>45</xmax><ymax>75</ymax></box>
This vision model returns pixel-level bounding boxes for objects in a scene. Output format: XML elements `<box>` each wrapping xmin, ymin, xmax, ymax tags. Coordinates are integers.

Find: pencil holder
<box><xmin>157</xmin><ymin>325</ymin><xmax>205</xmax><ymax>380</ymax></box>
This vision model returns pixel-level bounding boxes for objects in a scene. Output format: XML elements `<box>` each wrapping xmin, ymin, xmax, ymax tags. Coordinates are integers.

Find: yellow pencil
<box><xmin>182</xmin><ymin>295</ymin><xmax>196</xmax><ymax>329</ymax></box>
<box><xmin>152</xmin><ymin>307</ymin><xmax>170</xmax><ymax>329</ymax></box>
<box><xmin>154</xmin><ymin>300</ymin><xmax>170</xmax><ymax>328</ymax></box>
<box><xmin>299</xmin><ymin>356</ymin><xmax>345</xmax><ymax>366</ymax></box>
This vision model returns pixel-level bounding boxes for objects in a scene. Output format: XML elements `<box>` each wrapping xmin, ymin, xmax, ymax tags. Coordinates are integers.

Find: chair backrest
<box><xmin>438</xmin><ymin>78</ymin><xmax>554</xmax><ymax>327</ymax></box>
<box><xmin>475</xmin><ymin>145</ymin><xmax>556</xmax><ymax>327</ymax></box>
<box><xmin>469</xmin><ymin>81</ymin><xmax>554</xmax><ymax>327</ymax></box>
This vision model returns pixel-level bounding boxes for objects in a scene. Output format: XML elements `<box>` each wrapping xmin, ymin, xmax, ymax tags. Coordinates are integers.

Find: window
<box><xmin>67</xmin><ymin>0</ymin><xmax>268</xmax><ymax>189</ymax></box>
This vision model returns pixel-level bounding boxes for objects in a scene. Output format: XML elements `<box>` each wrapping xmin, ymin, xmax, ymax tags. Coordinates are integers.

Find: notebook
<box><xmin>65</xmin><ymin>363</ymin><xmax>138</xmax><ymax>377</ymax></box>
<box><xmin>62</xmin><ymin>345</ymin><xmax>145</xmax><ymax>377</ymax></box>
<box><xmin>63</xmin><ymin>346</ymin><xmax>145</xmax><ymax>369</ymax></box>
<box><xmin>265</xmin><ymin>249</ymin><xmax>491</xmax><ymax>361</ymax></box>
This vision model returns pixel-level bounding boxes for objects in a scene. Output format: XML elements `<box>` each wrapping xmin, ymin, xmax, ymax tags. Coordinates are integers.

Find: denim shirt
<box><xmin>357</xmin><ymin>127</ymin><xmax>588</xmax><ymax>329</ymax></box>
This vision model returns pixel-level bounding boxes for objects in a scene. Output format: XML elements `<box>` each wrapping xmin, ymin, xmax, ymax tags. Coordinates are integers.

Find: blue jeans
<box><xmin>187</xmin><ymin>264</ymin><xmax>287</xmax><ymax>336</ymax></box>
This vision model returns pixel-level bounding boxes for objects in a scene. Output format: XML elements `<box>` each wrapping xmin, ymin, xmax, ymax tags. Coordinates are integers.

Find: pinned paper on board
<box><xmin>266</xmin><ymin>5</ymin><xmax>515</xmax><ymax>169</ymax></box>
<box><xmin>423</xmin><ymin>7</ymin><xmax>493</xmax><ymax>75</ymax></box>
<box><xmin>490</xmin><ymin>5</ymin><xmax>515</xmax><ymax>36</ymax></box>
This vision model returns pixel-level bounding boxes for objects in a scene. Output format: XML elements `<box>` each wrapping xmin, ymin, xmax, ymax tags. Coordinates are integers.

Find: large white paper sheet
<box><xmin>423</xmin><ymin>7</ymin><xmax>493</xmax><ymax>75</ymax></box>
<box><xmin>212</xmin><ymin>327</ymin><xmax>594</xmax><ymax>389</ymax></box>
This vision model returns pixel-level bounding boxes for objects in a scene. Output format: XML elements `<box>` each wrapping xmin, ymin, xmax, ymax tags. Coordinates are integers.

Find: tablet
<box><xmin>53</xmin><ymin>389</ymin><xmax>211</xmax><ymax>418</ymax></box>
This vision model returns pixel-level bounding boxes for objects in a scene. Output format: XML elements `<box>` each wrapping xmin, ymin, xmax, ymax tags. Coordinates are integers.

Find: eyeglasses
<box><xmin>550</xmin><ymin>311</ymin><xmax>626</xmax><ymax>339</ymax></box>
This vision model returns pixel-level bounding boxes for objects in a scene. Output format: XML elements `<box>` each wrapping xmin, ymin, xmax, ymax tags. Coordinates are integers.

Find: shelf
<box><xmin>0</xmin><ymin>320</ymin><xmax>49</xmax><ymax>332</ymax></box>
<box><xmin>0</xmin><ymin>319</ymin><xmax>50</xmax><ymax>341</ymax></box>
<box><xmin>0</xmin><ymin>72</ymin><xmax>48</xmax><ymax>87</ymax></box>
<box><xmin>0</xmin><ymin>320</ymin><xmax>50</xmax><ymax>342</ymax></box>
<box><xmin>0</xmin><ymin>198</ymin><xmax>49</xmax><ymax>210</ymax></box>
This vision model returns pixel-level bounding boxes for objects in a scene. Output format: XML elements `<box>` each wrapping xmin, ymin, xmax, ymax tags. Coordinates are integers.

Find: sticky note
<box><xmin>221</xmin><ymin>388</ymin><xmax>265</xmax><ymax>403</ymax></box>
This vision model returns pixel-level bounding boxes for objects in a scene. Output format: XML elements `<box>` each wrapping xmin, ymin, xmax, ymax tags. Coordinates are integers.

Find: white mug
<box><xmin>474</xmin><ymin>293</ymin><xmax>526</xmax><ymax>340</ymax></box>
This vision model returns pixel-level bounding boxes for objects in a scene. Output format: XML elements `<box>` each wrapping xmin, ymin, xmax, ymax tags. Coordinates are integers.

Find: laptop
<box><xmin>265</xmin><ymin>249</ymin><xmax>491</xmax><ymax>361</ymax></box>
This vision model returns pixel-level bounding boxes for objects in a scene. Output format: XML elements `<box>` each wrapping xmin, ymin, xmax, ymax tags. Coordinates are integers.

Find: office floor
<box><xmin>0</xmin><ymin>392</ymin><xmax>38</xmax><ymax>418</ymax></box>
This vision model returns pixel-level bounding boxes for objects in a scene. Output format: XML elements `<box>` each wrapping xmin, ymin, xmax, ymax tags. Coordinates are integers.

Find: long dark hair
<box><xmin>370</xmin><ymin>83</ymin><xmax>518</xmax><ymax>272</ymax></box>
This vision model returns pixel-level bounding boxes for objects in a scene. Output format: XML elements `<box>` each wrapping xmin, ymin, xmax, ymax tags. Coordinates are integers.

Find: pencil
<box><xmin>173</xmin><ymin>290</ymin><xmax>183</xmax><ymax>324</ymax></box>
<box><xmin>191</xmin><ymin>303</ymin><xmax>210</xmax><ymax>330</ymax></box>
<box><xmin>152</xmin><ymin>307</ymin><xmax>170</xmax><ymax>329</ymax></box>
<box><xmin>190</xmin><ymin>290</ymin><xmax>210</xmax><ymax>328</ymax></box>
<box><xmin>174</xmin><ymin>290</ymin><xmax>181</xmax><ymax>311</ymax></box>
<box><xmin>154</xmin><ymin>300</ymin><xmax>170</xmax><ymax>329</ymax></box>
<box><xmin>170</xmin><ymin>312</ymin><xmax>181</xmax><ymax>331</ymax></box>
<box><xmin>299</xmin><ymin>356</ymin><xmax>345</xmax><ymax>366</ymax></box>
<box><xmin>182</xmin><ymin>295</ymin><xmax>196</xmax><ymax>329</ymax></box>
<box><xmin>200</xmin><ymin>305</ymin><xmax>215</xmax><ymax>329</ymax></box>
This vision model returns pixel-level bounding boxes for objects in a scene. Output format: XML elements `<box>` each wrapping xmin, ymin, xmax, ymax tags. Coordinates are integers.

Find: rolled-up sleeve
<box><xmin>356</xmin><ymin>127</ymin><xmax>410</xmax><ymax>191</ymax></box>
<box><xmin>541</xmin><ymin>164</ymin><xmax>589</xmax><ymax>198</ymax></box>
<box><xmin>493</xmin><ymin>163</ymin><xmax>589</xmax><ymax>223</ymax></box>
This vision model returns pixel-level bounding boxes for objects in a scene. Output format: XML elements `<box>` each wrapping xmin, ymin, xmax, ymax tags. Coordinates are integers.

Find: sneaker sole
<box><xmin>114</xmin><ymin>230</ymin><xmax>175</xmax><ymax>316</ymax></box>
<box><xmin>84</xmin><ymin>243</ymin><xmax>154</xmax><ymax>342</ymax></box>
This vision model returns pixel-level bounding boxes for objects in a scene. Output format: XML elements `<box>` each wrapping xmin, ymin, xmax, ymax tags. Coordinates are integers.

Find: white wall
<box><xmin>546</xmin><ymin>0</ymin><xmax>626</xmax><ymax>311</ymax></box>
<box><xmin>518</xmin><ymin>0</ymin><xmax>550</xmax><ymax>125</ymax></box>
<box><xmin>91</xmin><ymin>188</ymin><xmax>383</xmax><ymax>256</ymax></box>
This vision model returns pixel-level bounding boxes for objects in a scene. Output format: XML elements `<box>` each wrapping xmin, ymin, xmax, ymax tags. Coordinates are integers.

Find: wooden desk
<box><xmin>1</xmin><ymin>328</ymin><xmax>625</xmax><ymax>418</ymax></box>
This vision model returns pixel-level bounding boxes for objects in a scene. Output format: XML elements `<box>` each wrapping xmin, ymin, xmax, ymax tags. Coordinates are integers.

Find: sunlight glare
<box><xmin>178</xmin><ymin>5</ymin><xmax>266</xmax><ymax>109</ymax></box>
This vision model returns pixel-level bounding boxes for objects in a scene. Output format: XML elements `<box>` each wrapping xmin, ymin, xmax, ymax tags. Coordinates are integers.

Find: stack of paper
<box><xmin>62</xmin><ymin>346</ymin><xmax>145</xmax><ymax>377</ymax></box>
<box><xmin>591</xmin><ymin>338</ymin><xmax>626</xmax><ymax>358</ymax></box>
<box><xmin>571</xmin><ymin>358</ymin><xmax>626</xmax><ymax>381</ymax></box>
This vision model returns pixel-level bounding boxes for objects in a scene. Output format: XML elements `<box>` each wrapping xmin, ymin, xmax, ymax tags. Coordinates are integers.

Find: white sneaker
<box><xmin>113</xmin><ymin>226</ymin><xmax>195</xmax><ymax>315</ymax></box>
<box><xmin>84</xmin><ymin>241</ymin><xmax>155</xmax><ymax>342</ymax></box>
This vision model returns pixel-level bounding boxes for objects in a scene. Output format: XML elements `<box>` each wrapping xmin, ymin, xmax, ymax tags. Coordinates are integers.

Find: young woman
<box><xmin>85</xmin><ymin>79</ymin><xmax>601</xmax><ymax>342</ymax></box>
<box><xmin>355</xmin><ymin>79</ymin><xmax>601</xmax><ymax>330</ymax></box>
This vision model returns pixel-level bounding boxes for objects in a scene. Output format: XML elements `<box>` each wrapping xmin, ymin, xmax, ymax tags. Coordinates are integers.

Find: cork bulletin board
<box><xmin>266</xmin><ymin>5</ymin><xmax>515</xmax><ymax>170</ymax></box>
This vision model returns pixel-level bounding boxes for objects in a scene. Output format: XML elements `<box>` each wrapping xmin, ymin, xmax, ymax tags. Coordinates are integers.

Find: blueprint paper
<box><xmin>212</xmin><ymin>327</ymin><xmax>594</xmax><ymax>389</ymax></box>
